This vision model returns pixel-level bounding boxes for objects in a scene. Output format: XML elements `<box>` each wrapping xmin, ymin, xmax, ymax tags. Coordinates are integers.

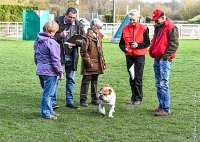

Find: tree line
<box><xmin>0</xmin><ymin>0</ymin><xmax>200</xmax><ymax>22</ymax></box>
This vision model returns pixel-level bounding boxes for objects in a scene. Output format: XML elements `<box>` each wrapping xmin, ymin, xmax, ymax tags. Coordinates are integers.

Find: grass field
<box><xmin>0</xmin><ymin>40</ymin><xmax>199</xmax><ymax>142</ymax></box>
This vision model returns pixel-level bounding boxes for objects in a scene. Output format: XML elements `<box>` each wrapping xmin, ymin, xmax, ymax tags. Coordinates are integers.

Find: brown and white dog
<box><xmin>98</xmin><ymin>85</ymin><xmax>116</xmax><ymax>118</ymax></box>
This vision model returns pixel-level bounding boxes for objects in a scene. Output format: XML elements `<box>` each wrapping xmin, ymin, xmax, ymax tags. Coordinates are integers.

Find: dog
<box><xmin>98</xmin><ymin>85</ymin><xmax>116</xmax><ymax>118</ymax></box>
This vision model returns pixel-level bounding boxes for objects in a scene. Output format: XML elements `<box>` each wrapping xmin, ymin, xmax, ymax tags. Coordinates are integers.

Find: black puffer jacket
<box><xmin>54</xmin><ymin>16</ymin><xmax>85</xmax><ymax>71</ymax></box>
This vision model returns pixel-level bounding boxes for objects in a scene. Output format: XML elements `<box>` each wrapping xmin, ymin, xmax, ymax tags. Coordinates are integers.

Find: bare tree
<box><xmin>181</xmin><ymin>0</ymin><xmax>200</xmax><ymax>20</ymax></box>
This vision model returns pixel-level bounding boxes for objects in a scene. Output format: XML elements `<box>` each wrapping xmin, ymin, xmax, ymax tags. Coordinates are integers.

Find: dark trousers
<box><xmin>80</xmin><ymin>74</ymin><xmax>99</xmax><ymax>103</ymax></box>
<box><xmin>126</xmin><ymin>55</ymin><xmax>145</xmax><ymax>102</ymax></box>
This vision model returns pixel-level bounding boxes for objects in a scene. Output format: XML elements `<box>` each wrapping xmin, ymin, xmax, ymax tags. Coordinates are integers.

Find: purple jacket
<box><xmin>34</xmin><ymin>32</ymin><xmax>63</xmax><ymax>76</ymax></box>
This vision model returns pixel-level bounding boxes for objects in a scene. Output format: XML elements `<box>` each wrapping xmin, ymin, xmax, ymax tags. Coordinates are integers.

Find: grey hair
<box><xmin>128</xmin><ymin>9</ymin><xmax>140</xmax><ymax>18</ymax></box>
<box><xmin>90</xmin><ymin>18</ymin><xmax>103</xmax><ymax>28</ymax></box>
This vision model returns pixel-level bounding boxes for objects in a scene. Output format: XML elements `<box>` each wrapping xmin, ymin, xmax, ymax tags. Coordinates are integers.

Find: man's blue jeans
<box><xmin>65</xmin><ymin>55</ymin><xmax>75</xmax><ymax>105</ymax></box>
<box><xmin>39</xmin><ymin>75</ymin><xmax>57</xmax><ymax>117</ymax></box>
<box><xmin>154</xmin><ymin>59</ymin><xmax>171</xmax><ymax>112</ymax></box>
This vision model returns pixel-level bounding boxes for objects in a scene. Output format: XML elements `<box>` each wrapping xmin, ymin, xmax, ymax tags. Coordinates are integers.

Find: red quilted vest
<box><xmin>149</xmin><ymin>18</ymin><xmax>176</xmax><ymax>59</ymax></box>
<box><xmin>122</xmin><ymin>23</ymin><xmax>148</xmax><ymax>56</ymax></box>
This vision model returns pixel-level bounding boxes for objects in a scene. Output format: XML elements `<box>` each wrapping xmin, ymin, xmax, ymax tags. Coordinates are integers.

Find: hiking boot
<box><xmin>134</xmin><ymin>101</ymin><xmax>141</xmax><ymax>105</ymax></box>
<box><xmin>42</xmin><ymin>115</ymin><xmax>57</xmax><ymax>120</ymax></box>
<box><xmin>152</xmin><ymin>106</ymin><xmax>162</xmax><ymax>113</ymax></box>
<box><xmin>52</xmin><ymin>112</ymin><xmax>60</xmax><ymax>117</ymax></box>
<box><xmin>66</xmin><ymin>103</ymin><xmax>79</xmax><ymax>109</ymax></box>
<box><xmin>128</xmin><ymin>100</ymin><xmax>141</xmax><ymax>105</ymax></box>
<box><xmin>155</xmin><ymin>109</ymin><xmax>170</xmax><ymax>116</ymax></box>
<box><xmin>127</xmin><ymin>100</ymin><xmax>134</xmax><ymax>105</ymax></box>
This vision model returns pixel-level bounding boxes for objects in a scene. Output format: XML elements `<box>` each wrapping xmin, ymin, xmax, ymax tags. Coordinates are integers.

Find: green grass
<box><xmin>0</xmin><ymin>39</ymin><xmax>199</xmax><ymax>142</ymax></box>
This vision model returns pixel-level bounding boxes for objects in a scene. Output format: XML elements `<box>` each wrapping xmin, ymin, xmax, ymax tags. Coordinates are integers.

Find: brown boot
<box><xmin>155</xmin><ymin>109</ymin><xmax>170</xmax><ymax>116</ymax></box>
<box><xmin>152</xmin><ymin>106</ymin><xmax>162</xmax><ymax>113</ymax></box>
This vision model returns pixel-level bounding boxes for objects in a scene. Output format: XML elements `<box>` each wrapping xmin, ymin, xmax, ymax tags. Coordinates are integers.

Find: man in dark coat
<box><xmin>54</xmin><ymin>7</ymin><xmax>85</xmax><ymax>109</ymax></box>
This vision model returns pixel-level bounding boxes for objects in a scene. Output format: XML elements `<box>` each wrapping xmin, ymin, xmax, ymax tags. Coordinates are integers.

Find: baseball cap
<box><xmin>151</xmin><ymin>9</ymin><xmax>164</xmax><ymax>21</ymax></box>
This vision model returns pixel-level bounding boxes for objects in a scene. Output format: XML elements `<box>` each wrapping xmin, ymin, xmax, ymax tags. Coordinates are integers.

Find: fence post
<box><xmin>179</xmin><ymin>24</ymin><xmax>182</xmax><ymax>39</ymax></box>
<box><xmin>4</xmin><ymin>23</ymin><xmax>9</xmax><ymax>36</ymax></box>
<box><xmin>198</xmin><ymin>25</ymin><xmax>200</xmax><ymax>39</ymax></box>
<box><xmin>16</xmin><ymin>23</ymin><xmax>19</xmax><ymax>40</ymax></box>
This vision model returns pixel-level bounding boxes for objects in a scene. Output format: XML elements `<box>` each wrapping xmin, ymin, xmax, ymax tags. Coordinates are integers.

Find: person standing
<box><xmin>79</xmin><ymin>18</ymin><xmax>106</xmax><ymax>107</ymax></box>
<box><xmin>34</xmin><ymin>20</ymin><xmax>64</xmax><ymax>119</ymax></box>
<box><xmin>54</xmin><ymin>7</ymin><xmax>85</xmax><ymax>109</ymax></box>
<box><xmin>149</xmin><ymin>9</ymin><xmax>179</xmax><ymax>116</ymax></box>
<box><xmin>119</xmin><ymin>9</ymin><xmax>150</xmax><ymax>105</ymax></box>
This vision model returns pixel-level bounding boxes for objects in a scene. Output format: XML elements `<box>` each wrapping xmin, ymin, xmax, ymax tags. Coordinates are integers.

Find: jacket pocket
<box><xmin>86</xmin><ymin>59</ymin><xmax>98</xmax><ymax>72</ymax></box>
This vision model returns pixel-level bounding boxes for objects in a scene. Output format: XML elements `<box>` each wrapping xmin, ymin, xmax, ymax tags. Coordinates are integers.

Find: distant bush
<box><xmin>0</xmin><ymin>5</ymin><xmax>38</xmax><ymax>22</ymax></box>
<box><xmin>105</xmin><ymin>14</ymin><xmax>126</xmax><ymax>23</ymax></box>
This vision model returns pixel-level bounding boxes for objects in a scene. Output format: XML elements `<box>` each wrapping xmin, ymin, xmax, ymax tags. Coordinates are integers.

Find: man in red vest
<box><xmin>149</xmin><ymin>9</ymin><xmax>179</xmax><ymax>116</ymax></box>
<box><xmin>119</xmin><ymin>9</ymin><xmax>150</xmax><ymax>105</ymax></box>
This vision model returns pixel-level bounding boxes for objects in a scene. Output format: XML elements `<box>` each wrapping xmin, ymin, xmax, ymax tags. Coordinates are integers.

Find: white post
<box><xmin>198</xmin><ymin>25</ymin><xmax>200</xmax><ymax>39</ymax></box>
<box><xmin>16</xmin><ymin>23</ymin><xmax>19</xmax><ymax>40</ymax></box>
<box><xmin>112</xmin><ymin>0</ymin><xmax>115</xmax><ymax>37</ymax></box>
<box><xmin>126</xmin><ymin>5</ymin><xmax>129</xmax><ymax>15</ymax></box>
<box><xmin>75</xmin><ymin>0</ymin><xmax>79</xmax><ymax>20</ymax></box>
<box><xmin>138</xmin><ymin>5</ymin><xmax>140</xmax><ymax>16</ymax></box>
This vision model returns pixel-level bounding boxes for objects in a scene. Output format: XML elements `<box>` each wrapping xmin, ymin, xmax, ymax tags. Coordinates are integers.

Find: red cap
<box><xmin>151</xmin><ymin>9</ymin><xmax>164</xmax><ymax>21</ymax></box>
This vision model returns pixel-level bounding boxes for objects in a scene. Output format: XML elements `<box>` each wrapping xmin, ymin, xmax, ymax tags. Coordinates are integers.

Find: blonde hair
<box><xmin>128</xmin><ymin>9</ymin><xmax>140</xmax><ymax>18</ymax></box>
<box><xmin>43</xmin><ymin>20</ymin><xmax>59</xmax><ymax>33</ymax></box>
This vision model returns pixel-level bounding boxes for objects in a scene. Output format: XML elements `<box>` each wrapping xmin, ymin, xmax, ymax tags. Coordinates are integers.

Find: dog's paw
<box><xmin>99</xmin><ymin>110</ymin><xmax>106</xmax><ymax>115</ymax></box>
<box><xmin>100</xmin><ymin>113</ymin><xmax>106</xmax><ymax>117</ymax></box>
<box><xmin>108</xmin><ymin>115</ymin><xmax>113</xmax><ymax>118</ymax></box>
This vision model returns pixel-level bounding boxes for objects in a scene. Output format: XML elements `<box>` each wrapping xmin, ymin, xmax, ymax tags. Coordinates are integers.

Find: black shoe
<box><xmin>52</xmin><ymin>104</ymin><xmax>59</xmax><ymax>110</ymax></box>
<box><xmin>80</xmin><ymin>102</ymin><xmax>88</xmax><ymax>107</ymax></box>
<box><xmin>91</xmin><ymin>100</ymin><xmax>99</xmax><ymax>105</ymax></box>
<box><xmin>66</xmin><ymin>103</ymin><xmax>79</xmax><ymax>109</ymax></box>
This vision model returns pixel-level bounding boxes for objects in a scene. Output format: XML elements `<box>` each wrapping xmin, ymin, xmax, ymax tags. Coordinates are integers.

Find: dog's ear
<box><xmin>100</xmin><ymin>87</ymin><xmax>103</xmax><ymax>93</ymax></box>
<box><xmin>109</xmin><ymin>89</ymin><xmax>112</xmax><ymax>94</ymax></box>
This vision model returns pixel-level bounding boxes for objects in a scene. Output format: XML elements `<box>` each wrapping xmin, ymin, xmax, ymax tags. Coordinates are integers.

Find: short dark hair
<box><xmin>66</xmin><ymin>7</ymin><xmax>77</xmax><ymax>15</ymax></box>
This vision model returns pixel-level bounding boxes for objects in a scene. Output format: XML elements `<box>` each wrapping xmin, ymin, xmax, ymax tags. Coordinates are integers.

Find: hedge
<box><xmin>105</xmin><ymin>14</ymin><xmax>126</xmax><ymax>23</ymax></box>
<box><xmin>0</xmin><ymin>5</ymin><xmax>38</xmax><ymax>22</ymax></box>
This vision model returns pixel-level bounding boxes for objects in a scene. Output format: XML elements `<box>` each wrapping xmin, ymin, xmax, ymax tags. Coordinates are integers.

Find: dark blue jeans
<box><xmin>39</xmin><ymin>75</ymin><xmax>57</xmax><ymax>117</ymax></box>
<box><xmin>154</xmin><ymin>59</ymin><xmax>171</xmax><ymax>112</ymax></box>
<box><xmin>65</xmin><ymin>55</ymin><xmax>75</xmax><ymax>105</ymax></box>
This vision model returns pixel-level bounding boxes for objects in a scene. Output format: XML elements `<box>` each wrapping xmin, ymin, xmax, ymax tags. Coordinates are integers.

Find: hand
<box><xmin>103</xmin><ymin>65</ymin><xmax>106</xmax><ymax>70</ymax></box>
<box><xmin>130</xmin><ymin>42</ymin><xmax>138</xmax><ymax>48</ymax></box>
<box><xmin>88</xmin><ymin>62</ymin><xmax>93</xmax><ymax>68</ymax></box>
<box><xmin>60</xmin><ymin>30</ymin><xmax>69</xmax><ymax>38</ymax></box>
<box><xmin>125</xmin><ymin>48</ymin><xmax>131</xmax><ymax>53</ymax></box>
<box><xmin>67</xmin><ymin>45</ymin><xmax>73</xmax><ymax>49</ymax></box>
<box><xmin>59</xmin><ymin>74</ymin><xmax>64</xmax><ymax>80</ymax></box>
<box><xmin>76</xmin><ymin>39</ymin><xmax>82</xmax><ymax>45</ymax></box>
